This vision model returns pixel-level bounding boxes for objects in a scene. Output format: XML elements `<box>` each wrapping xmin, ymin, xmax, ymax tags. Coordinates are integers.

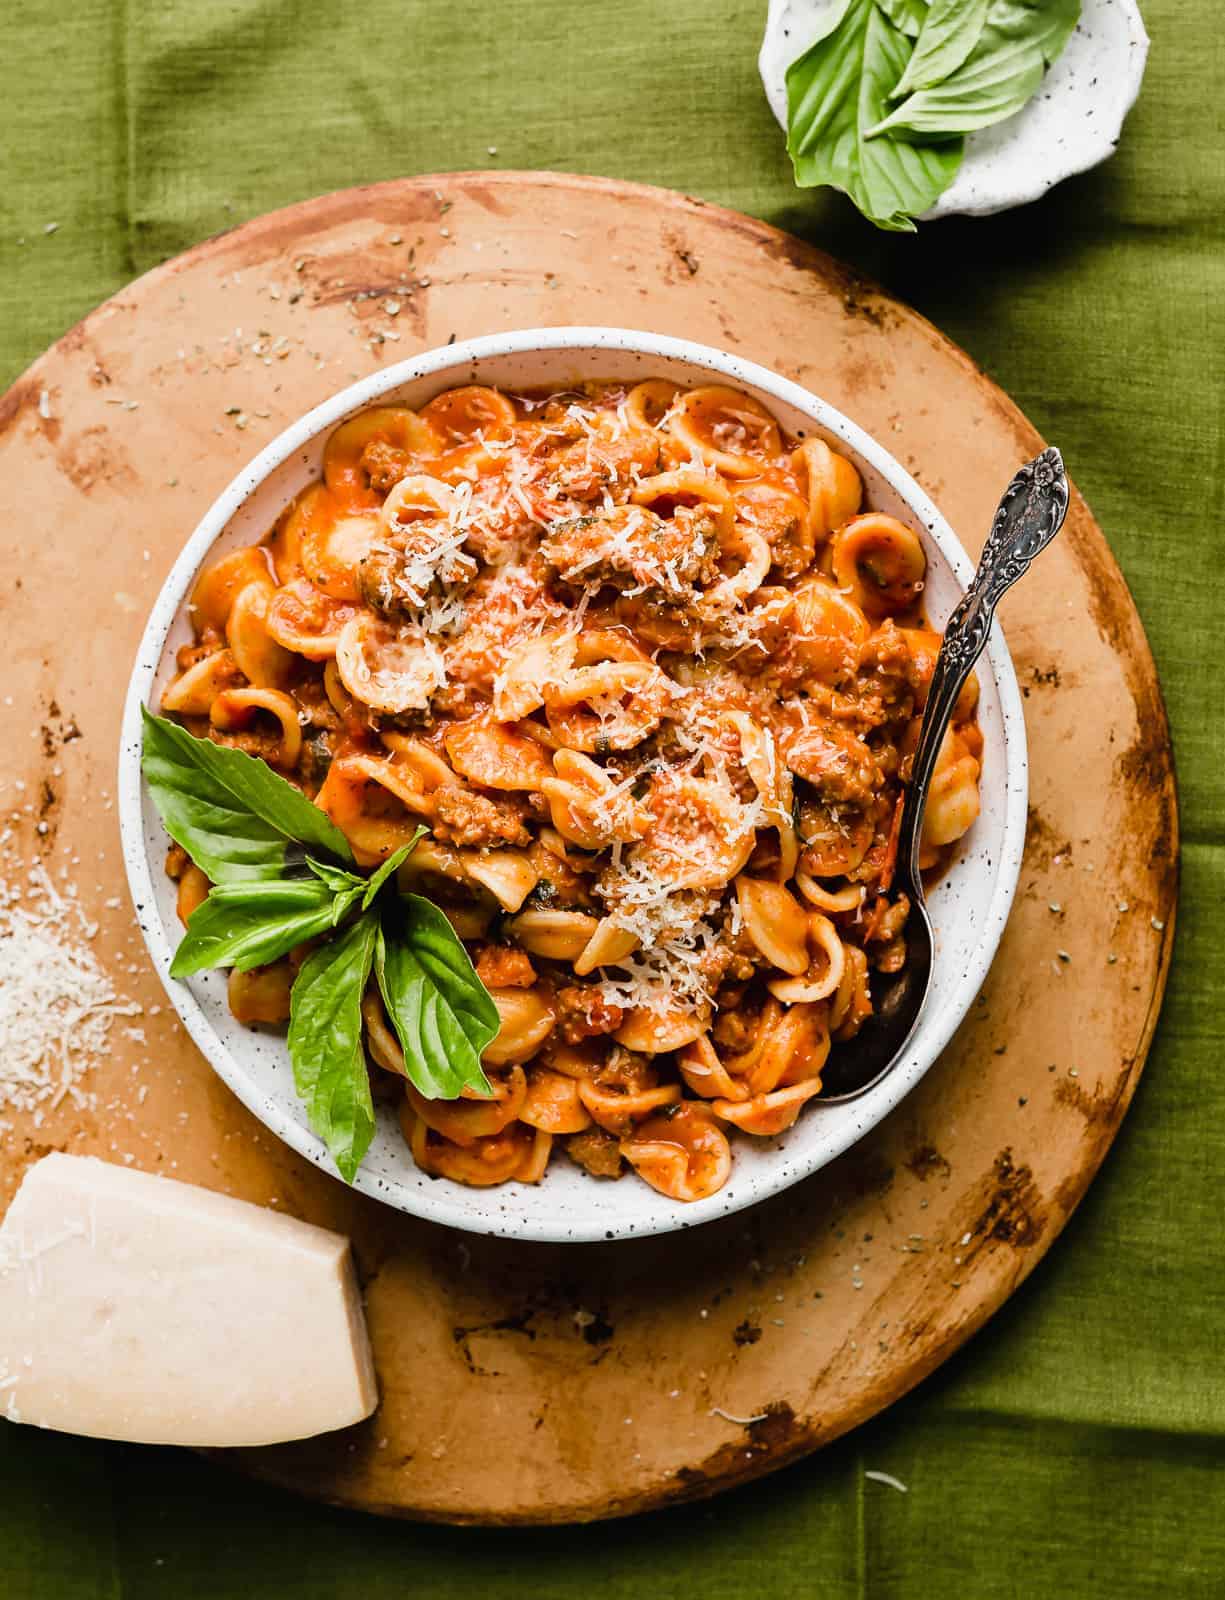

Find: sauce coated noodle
<box><xmin>162</xmin><ymin>379</ymin><xmax>982</xmax><ymax>1201</ymax></box>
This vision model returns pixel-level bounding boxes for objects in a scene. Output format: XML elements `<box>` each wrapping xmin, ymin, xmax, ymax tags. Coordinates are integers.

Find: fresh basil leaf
<box><xmin>870</xmin><ymin>0</ymin><xmax>1078</xmax><ymax>138</ymax></box>
<box><xmin>875</xmin><ymin>0</ymin><xmax>927</xmax><ymax>37</ymax></box>
<box><xmin>361</xmin><ymin>832</ymin><xmax>426</xmax><ymax>910</ymax></box>
<box><xmin>306</xmin><ymin>856</ymin><xmax>365</xmax><ymax>894</ymax></box>
<box><xmin>786</xmin><ymin>0</ymin><xmax>963</xmax><ymax>232</ymax></box>
<box><xmin>374</xmin><ymin>897</ymin><xmax>498</xmax><ymax>1101</ymax></box>
<box><xmin>331</xmin><ymin>886</ymin><xmax>367</xmax><ymax>927</ymax></box>
<box><xmin>989</xmin><ymin>0</ymin><xmax>1080</xmax><ymax>65</ymax></box>
<box><xmin>141</xmin><ymin>707</ymin><xmax>353</xmax><ymax>882</ymax></box>
<box><xmin>889</xmin><ymin>0</ymin><xmax>988</xmax><ymax>98</ymax></box>
<box><xmin>170</xmin><ymin>878</ymin><xmax>340</xmax><ymax>977</ymax></box>
<box><xmin>287</xmin><ymin>909</ymin><xmax>380</xmax><ymax>1183</ymax></box>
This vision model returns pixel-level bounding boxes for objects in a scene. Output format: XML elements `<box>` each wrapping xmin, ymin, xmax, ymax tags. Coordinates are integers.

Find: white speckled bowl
<box><xmin>119</xmin><ymin>328</ymin><xmax>1027</xmax><ymax>1242</ymax></box>
<box><xmin>759</xmin><ymin>0</ymin><xmax>1150</xmax><ymax>219</ymax></box>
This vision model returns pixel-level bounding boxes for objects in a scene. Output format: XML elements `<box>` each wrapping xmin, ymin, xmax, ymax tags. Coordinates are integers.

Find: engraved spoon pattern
<box><xmin>816</xmin><ymin>447</ymin><xmax>1071</xmax><ymax>1102</ymax></box>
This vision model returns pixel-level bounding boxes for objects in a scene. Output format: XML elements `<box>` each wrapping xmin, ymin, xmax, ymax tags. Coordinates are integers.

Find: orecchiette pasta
<box><xmin>225</xmin><ymin>578</ymin><xmax>294</xmax><ymax>689</ymax></box>
<box><xmin>521</xmin><ymin>1067</ymin><xmax>593</xmax><ymax>1134</ymax></box>
<box><xmin>174</xmin><ymin>862</ymin><xmax>210</xmax><ymax>925</ymax></box>
<box><xmin>162</xmin><ymin>378</ymin><xmax>983</xmax><ymax>1202</ymax></box>
<box><xmin>227</xmin><ymin>962</ymin><xmax>294</xmax><ymax>1025</ymax></box>
<box><xmin>481</xmin><ymin>986</ymin><xmax>557</xmax><ymax>1065</ymax></box>
<box><xmin>667</xmin><ymin>387</ymin><xmax>782</xmax><ymax>477</ymax></box>
<box><xmin>190</xmin><ymin>546</ymin><xmax>276</xmax><ymax>629</ymax></box>
<box><xmin>265</xmin><ymin>577</ymin><xmax>357</xmax><ymax>657</ymax></box>
<box><xmin>621</xmin><ymin>1103</ymin><xmax>733</xmax><ymax>1202</ymax></box>
<box><xmin>334</xmin><ymin>614</ymin><xmax>444</xmax><ymax>714</ymax></box>
<box><xmin>209</xmin><ymin>687</ymin><xmax>302</xmax><ymax>768</ymax></box>
<box><xmin>920</xmin><ymin>727</ymin><xmax>983</xmax><ymax>860</ymax></box>
<box><xmin>160</xmin><ymin>647</ymin><xmax>243</xmax><ymax>716</ymax></box>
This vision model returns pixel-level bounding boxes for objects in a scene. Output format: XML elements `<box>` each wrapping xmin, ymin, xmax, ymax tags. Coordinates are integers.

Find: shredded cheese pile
<box><xmin>593</xmin><ymin>919</ymin><xmax>725</xmax><ymax>1017</ymax></box>
<box><xmin>0</xmin><ymin>865</ymin><xmax>140</xmax><ymax>1113</ymax></box>
<box><xmin>380</xmin><ymin>486</ymin><xmax>478</xmax><ymax>636</ymax></box>
<box><xmin>595</xmin><ymin>854</ymin><xmax>724</xmax><ymax>1015</ymax></box>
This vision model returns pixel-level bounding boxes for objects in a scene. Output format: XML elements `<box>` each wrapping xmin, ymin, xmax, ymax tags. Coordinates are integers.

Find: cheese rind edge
<box><xmin>0</xmin><ymin>1153</ymin><xmax>378</xmax><ymax>1446</ymax></box>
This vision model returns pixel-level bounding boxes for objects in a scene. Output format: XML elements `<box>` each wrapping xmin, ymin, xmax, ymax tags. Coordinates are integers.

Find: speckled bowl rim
<box><xmin>119</xmin><ymin>326</ymin><xmax>1028</xmax><ymax>1242</ymax></box>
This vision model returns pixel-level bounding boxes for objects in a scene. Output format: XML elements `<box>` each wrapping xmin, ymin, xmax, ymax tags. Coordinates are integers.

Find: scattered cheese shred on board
<box><xmin>0</xmin><ymin>863</ymin><xmax>140</xmax><ymax>1113</ymax></box>
<box><xmin>864</xmin><ymin>1470</ymin><xmax>909</xmax><ymax>1494</ymax></box>
<box><xmin>710</xmin><ymin>1406</ymin><xmax>768</xmax><ymax>1426</ymax></box>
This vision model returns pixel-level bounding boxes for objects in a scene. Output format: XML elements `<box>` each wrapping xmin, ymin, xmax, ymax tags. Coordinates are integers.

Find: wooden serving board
<box><xmin>0</xmin><ymin>172</ymin><xmax>1177</xmax><ymax>1525</ymax></box>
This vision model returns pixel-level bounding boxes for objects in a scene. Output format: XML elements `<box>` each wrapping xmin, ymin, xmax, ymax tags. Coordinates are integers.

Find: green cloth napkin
<box><xmin>1</xmin><ymin>1</ymin><xmax>1222</xmax><ymax>1593</ymax></box>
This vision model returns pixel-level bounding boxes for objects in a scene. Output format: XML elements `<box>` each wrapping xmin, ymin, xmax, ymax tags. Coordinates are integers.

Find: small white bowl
<box><xmin>759</xmin><ymin>0</ymin><xmax>1149</xmax><ymax>219</ymax></box>
<box><xmin>119</xmin><ymin>328</ymin><xmax>1028</xmax><ymax>1242</ymax></box>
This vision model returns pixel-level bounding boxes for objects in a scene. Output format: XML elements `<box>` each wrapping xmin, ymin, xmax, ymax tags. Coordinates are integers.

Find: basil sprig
<box><xmin>141</xmin><ymin>711</ymin><xmax>499</xmax><ymax>1183</ymax></box>
<box><xmin>785</xmin><ymin>0</ymin><xmax>1081</xmax><ymax>231</ymax></box>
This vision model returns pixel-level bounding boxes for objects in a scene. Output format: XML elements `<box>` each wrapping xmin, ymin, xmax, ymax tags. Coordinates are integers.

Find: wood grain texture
<box><xmin>0</xmin><ymin>172</ymin><xmax>1177</xmax><ymax>1525</ymax></box>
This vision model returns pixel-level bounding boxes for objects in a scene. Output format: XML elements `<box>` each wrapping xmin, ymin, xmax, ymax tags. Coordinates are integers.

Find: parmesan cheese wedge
<box><xmin>0</xmin><ymin>1154</ymin><xmax>377</xmax><ymax>1446</ymax></box>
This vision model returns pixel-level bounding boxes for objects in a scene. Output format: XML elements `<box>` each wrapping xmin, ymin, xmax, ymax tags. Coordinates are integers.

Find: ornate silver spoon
<box><xmin>816</xmin><ymin>447</ymin><xmax>1070</xmax><ymax>1102</ymax></box>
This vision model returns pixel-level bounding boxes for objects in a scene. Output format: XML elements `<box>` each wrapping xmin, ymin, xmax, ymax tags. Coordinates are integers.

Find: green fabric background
<box><xmin>1</xmin><ymin>1</ymin><xmax>1221</xmax><ymax>1593</ymax></box>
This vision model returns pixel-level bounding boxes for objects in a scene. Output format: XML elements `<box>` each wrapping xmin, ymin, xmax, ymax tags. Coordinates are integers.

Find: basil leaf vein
<box><xmin>786</xmin><ymin>0</ymin><xmax>964</xmax><ymax>232</ymax></box>
<box><xmin>374</xmin><ymin>896</ymin><xmax>498</xmax><ymax>1101</ymax></box>
<box><xmin>287</xmin><ymin>909</ymin><xmax>380</xmax><ymax>1183</ymax></box>
<box><xmin>141</xmin><ymin>707</ymin><xmax>353</xmax><ymax>881</ymax></box>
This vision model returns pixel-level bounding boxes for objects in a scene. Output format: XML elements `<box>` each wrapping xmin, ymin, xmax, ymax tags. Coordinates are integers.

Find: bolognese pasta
<box><xmin>160</xmin><ymin>379</ymin><xmax>982</xmax><ymax>1201</ymax></box>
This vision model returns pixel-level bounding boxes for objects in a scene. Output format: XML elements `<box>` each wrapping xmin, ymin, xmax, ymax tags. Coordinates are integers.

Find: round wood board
<box><xmin>0</xmin><ymin>172</ymin><xmax>1177</xmax><ymax>1525</ymax></box>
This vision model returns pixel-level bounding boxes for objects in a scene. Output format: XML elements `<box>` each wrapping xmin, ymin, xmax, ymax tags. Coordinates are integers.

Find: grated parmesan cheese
<box><xmin>591</xmin><ymin>920</ymin><xmax>724</xmax><ymax>1017</ymax></box>
<box><xmin>0</xmin><ymin>863</ymin><xmax>140</xmax><ymax>1113</ymax></box>
<box><xmin>592</xmin><ymin>852</ymin><xmax>725</xmax><ymax>1016</ymax></box>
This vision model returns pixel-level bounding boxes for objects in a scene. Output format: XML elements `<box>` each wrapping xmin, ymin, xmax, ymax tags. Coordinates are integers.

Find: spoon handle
<box><xmin>898</xmin><ymin>446</ymin><xmax>1071</xmax><ymax>888</ymax></box>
